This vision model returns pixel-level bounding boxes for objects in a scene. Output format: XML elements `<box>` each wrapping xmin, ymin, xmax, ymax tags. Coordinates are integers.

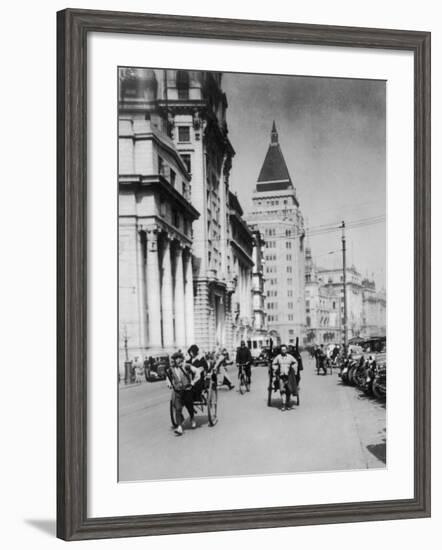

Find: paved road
<box><xmin>118</xmin><ymin>355</ymin><xmax>386</xmax><ymax>482</ymax></box>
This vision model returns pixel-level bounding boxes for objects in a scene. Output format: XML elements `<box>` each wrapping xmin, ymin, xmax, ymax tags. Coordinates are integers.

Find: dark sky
<box><xmin>223</xmin><ymin>72</ymin><xmax>386</xmax><ymax>289</ymax></box>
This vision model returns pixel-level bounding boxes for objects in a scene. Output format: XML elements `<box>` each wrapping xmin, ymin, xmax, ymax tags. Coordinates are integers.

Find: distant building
<box><xmin>361</xmin><ymin>279</ymin><xmax>387</xmax><ymax>338</ymax></box>
<box><xmin>247</xmin><ymin>122</ymin><xmax>306</xmax><ymax>346</ymax></box>
<box><xmin>304</xmin><ymin>245</ymin><xmax>386</xmax><ymax>345</ymax></box>
<box><xmin>304</xmin><ymin>247</ymin><xmax>340</xmax><ymax>345</ymax></box>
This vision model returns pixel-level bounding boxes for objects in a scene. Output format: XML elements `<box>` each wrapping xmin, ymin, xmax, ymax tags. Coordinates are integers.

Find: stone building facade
<box><xmin>161</xmin><ymin>69</ymin><xmax>237</xmax><ymax>353</ymax></box>
<box><xmin>118</xmin><ymin>68</ymin><xmax>199</xmax><ymax>366</ymax></box>
<box><xmin>304</xmin><ymin>246</ymin><xmax>386</xmax><ymax>345</ymax></box>
<box><xmin>118</xmin><ymin>68</ymin><xmax>260</xmax><ymax>363</ymax></box>
<box><xmin>304</xmin><ymin>247</ymin><xmax>340</xmax><ymax>345</ymax></box>
<box><xmin>247</xmin><ymin>122</ymin><xmax>306</xmax><ymax>347</ymax></box>
<box><xmin>229</xmin><ymin>191</ymin><xmax>255</xmax><ymax>349</ymax></box>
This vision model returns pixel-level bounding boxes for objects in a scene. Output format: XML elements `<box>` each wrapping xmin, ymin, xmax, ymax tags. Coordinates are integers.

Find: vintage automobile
<box><xmin>144</xmin><ymin>354</ymin><xmax>169</xmax><ymax>382</ymax></box>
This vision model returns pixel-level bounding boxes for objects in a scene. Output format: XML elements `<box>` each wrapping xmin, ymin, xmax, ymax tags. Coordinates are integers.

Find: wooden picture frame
<box><xmin>57</xmin><ymin>8</ymin><xmax>431</xmax><ymax>541</ymax></box>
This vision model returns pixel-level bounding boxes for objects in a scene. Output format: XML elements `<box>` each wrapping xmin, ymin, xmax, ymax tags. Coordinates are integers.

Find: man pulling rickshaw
<box><xmin>270</xmin><ymin>344</ymin><xmax>300</xmax><ymax>410</ymax></box>
<box><xmin>166</xmin><ymin>346</ymin><xmax>219</xmax><ymax>435</ymax></box>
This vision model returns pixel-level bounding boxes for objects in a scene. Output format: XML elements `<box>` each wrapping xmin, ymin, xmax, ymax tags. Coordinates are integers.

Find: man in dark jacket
<box><xmin>236</xmin><ymin>340</ymin><xmax>253</xmax><ymax>386</ymax></box>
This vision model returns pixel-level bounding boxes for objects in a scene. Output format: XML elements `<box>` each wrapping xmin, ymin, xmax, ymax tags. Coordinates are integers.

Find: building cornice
<box><xmin>119</xmin><ymin>174</ymin><xmax>200</xmax><ymax>221</ymax></box>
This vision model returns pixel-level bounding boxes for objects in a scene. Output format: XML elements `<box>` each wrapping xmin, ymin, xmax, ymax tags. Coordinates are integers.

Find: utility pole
<box><xmin>341</xmin><ymin>221</ymin><xmax>348</xmax><ymax>351</ymax></box>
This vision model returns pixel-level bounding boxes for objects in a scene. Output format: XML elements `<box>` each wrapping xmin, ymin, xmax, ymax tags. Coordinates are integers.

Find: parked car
<box><xmin>144</xmin><ymin>354</ymin><xmax>169</xmax><ymax>381</ymax></box>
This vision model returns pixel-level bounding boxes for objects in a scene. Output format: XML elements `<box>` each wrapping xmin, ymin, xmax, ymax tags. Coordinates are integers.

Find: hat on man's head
<box><xmin>187</xmin><ymin>344</ymin><xmax>199</xmax><ymax>356</ymax></box>
<box><xmin>171</xmin><ymin>351</ymin><xmax>184</xmax><ymax>361</ymax></box>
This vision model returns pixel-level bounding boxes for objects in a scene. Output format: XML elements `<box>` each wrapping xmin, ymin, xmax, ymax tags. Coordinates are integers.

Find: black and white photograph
<box><xmin>118</xmin><ymin>67</ymin><xmax>387</xmax><ymax>482</ymax></box>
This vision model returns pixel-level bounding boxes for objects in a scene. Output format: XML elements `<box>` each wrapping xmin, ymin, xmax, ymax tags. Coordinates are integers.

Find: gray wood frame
<box><xmin>57</xmin><ymin>8</ymin><xmax>431</xmax><ymax>541</ymax></box>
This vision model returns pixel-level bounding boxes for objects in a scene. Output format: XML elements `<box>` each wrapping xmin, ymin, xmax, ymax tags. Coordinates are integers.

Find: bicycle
<box><xmin>237</xmin><ymin>362</ymin><xmax>250</xmax><ymax>395</ymax></box>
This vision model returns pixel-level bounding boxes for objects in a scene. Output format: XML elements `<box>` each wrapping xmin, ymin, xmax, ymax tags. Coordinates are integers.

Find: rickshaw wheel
<box><xmin>169</xmin><ymin>396</ymin><xmax>178</xmax><ymax>428</ymax></box>
<box><xmin>207</xmin><ymin>386</ymin><xmax>218</xmax><ymax>426</ymax></box>
<box><xmin>267</xmin><ymin>385</ymin><xmax>272</xmax><ymax>407</ymax></box>
<box><xmin>295</xmin><ymin>392</ymin><xmax>300</xmax><ymax>406</ymax></box>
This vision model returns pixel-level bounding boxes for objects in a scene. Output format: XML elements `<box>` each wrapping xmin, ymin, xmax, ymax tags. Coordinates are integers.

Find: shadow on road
<box><xmin>356</xmin><ymin>390</ymin><xmax>386</xmax><ymax>409</ymax></box>
<box><xmin>367</xmin><ymin>438</ymin><xmax>387</xmax><ymax>464</ymax></box>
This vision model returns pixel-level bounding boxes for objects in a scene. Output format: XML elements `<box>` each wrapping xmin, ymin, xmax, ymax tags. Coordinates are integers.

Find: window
<box><xmin>288</xmin><ymin>290</ymin><xmax>293</xmax><ymax>297</ymax></box>
<box><xmin>288</xmin><ymin>314</ymin><xmax>294</xmax><ymax>321</ymax></box>
<box><xmin>169</xmin><ymin>169</ymin><xmax>176</xmax><ymax>187</ymax></box>
<box><xmin>172</xmin><ymin>209</ymin><xmax>179</xmax><ymax>228</ymax></box>
<box><xmin>289</xmin><ymin>329</ymin><xmax>294</xmax><ymax>335</ymax></box>
<box><xmin>180</xmin><ymin>153</ymin><xmax>191</xmax><ymax>174</ymax></box>
<box><xmin>178</xmin><ymin>126</ymin><xmax>190</xmax><ymax>142</ymax></box>
<box><xmin>176</xmin><ymin>70</ymin><xmax>190</xmax><ymax>100</ymax></box>
<box><xmin>287</xmin><ymin>266</ymin><xmax>292</xmax><ymax>273</ymax></box>
<box><xmin>288</xmin><ymin>302</ymin><xmax>293</xmax><ymax>309</ymax></box>
<box><xmin>286</xmin><ymin>254</ymin><xmax>292</xmax><ymax>261</ymax></box>
<box><xmin>286</xmin><ymin>241</ymin><xmax>292</xmax><ymax>249</ymax></box>
<box><xmin>287</xmin><ymin>278</ymin><xmax>292</xmax><ymax>285</ymax></box>
<box><xmin>158</xmin><ymin>156</ymin><xmax>165</xmax><ymax>177</ymax></box>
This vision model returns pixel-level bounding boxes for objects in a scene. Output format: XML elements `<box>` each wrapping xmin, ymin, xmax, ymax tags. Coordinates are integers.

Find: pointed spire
<box><xmin>271</xmin><ymin>120</ymin><xmax>278</xmax><ymax>145</ymax></box>
<box><xmin>256</xmin><ymin>121</ymin><xmax>293</xmax><ymax>192</ymax></box>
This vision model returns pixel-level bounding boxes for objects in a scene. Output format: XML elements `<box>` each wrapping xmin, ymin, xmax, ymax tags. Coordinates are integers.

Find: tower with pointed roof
<box><xmin>247</xmin><ymin>122</ymin><xmax>306</xmax><ymax>345</ymax></box>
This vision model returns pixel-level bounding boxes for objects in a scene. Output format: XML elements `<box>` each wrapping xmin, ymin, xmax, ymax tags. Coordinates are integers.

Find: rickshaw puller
<box><xmin>272</xmin><ymin>344</ymin><xmax>298</xmax><ymax>411</ymax></box>
<box><xmin>167</xmin><ymin>351</ymin><xmax>200</xmax><ymax>435</ymax></box>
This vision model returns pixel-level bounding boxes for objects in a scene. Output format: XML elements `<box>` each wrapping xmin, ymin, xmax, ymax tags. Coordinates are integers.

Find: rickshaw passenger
<box><xmin>167</xmin><ymin>351</ymin><xmax>199</xmax><ymax>435</ymax></box>
<box><xmin>272</xmin><ymin>344</ymin><xmax>298</xmax><ymax>411</ymax></box>
<box><xmin>187</xmin><ymin>344</ymin><xmax>208</xmax><ymax>401</ymax></box>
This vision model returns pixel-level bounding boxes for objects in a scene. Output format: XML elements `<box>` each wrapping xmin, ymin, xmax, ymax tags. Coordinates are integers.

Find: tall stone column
<box><xmin>136</xmin><ymin>230</ymin><xmax>147</xmax><ymax>350</ymax></box>
<box><xmin>160</xmin><ymin>235</ymin><xmax>174</xmax><ymax>349</ymax></box>
<box><xmin>184</xmin><ymin>249</ymin><xmax>195</xmax><ymax>347</ymax></box>
<box><xmin>174</xmin><ymin>244</ymin><xmax>186</xmax><ymax>348</ymax></box>
<box><xmin>146</xmin><ymin>227</ymin><xmax>162</xmax><ymax>349</ymax></box>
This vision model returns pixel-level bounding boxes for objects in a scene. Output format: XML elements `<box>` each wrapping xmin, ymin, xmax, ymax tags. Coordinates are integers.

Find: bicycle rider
<box><xmin>236</xmin><ymin>340</ymin><xmax>252</xmax><ymax>388</ymax></box>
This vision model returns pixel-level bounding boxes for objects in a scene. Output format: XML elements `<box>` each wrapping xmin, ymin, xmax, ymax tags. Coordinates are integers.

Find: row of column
<box><xmin>141</xmin><ymin>227</ymin><xmax>195</xmax><ymax>350</ymax></box>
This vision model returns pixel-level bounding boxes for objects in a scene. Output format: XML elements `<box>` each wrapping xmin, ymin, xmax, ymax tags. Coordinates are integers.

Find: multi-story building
<box><xmin>118</xmin><ymin>67</ymin><xmax>263</xmax><ymax>363</ymax></box>
<box><xmin>304</xmin><ymin>245</ymin><xmax>386</xmax><ymax>344</ymax></box>
<box><xmin>160</xmin><ymin>69</ymin><xmax>237</xmax><ymax>353</ymax></box>
<box><xmin>229</xmin><ymin>191</ymin><xmax>255</xmax><ymax>349</ymax></box>
<box><xmin>319</xmin><ymin>265</ymin><xmax>365</xmax><ymax>341</ymax></box>
<box><xmin>118</xmin><ymin>68</ymin><xmax>200</xmax><ymax>367</ymax></box>
<box><xmin>361</xmin><ymin>279</ymin><xmax>387</xmax><ymax>338</ymax></box>
<box><xmin>250</xmin><ymin>229</ymin><xmax>268</xmax><ymax>353</ymax></box>
<box><xmin>247</xmin><ymin>122</ymin><xmax>306</xmax><ymax>346</ymax></box>
<box><xmin>304</xmin><ymin>247</ymin><xmax>340</xmax><ymax>345</ymax></box>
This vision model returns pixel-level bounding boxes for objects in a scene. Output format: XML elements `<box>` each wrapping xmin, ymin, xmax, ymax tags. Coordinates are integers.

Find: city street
<box><xmin>118</xmin><ymin>355</ymin><xmax>386</xmax><ymax>482</ymax></box>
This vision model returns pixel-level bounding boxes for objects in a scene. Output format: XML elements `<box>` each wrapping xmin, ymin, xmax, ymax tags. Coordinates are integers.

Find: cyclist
<box><xmin>236</xmin><ymin>340</ymin><xmax>252</xmax><ymax>388</ymax></box>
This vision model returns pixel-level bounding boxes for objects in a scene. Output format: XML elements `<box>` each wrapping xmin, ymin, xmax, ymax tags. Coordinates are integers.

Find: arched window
<box><xmin>176</xmin><ymin>71</ymin><xmax>189</xmax><ymax>100</ymax></box>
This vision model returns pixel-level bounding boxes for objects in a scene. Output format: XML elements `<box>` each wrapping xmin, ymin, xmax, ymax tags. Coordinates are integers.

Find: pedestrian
<box><xmin>215</xmin><ymin>348</ymin><xmax>235</xmax><ymax>390</ymax></box>
<box><xmin>236</xmin><ymin>340</ymin><xmax>253</xmax><ymax>387</ymax></box>
<box><xmin>167</xmin><ymin>351</ymin><xmax>200</xmax><ymax>435</ymax></box>
<box><xmin>316</xmin><ymin>345</ymin><xmax>327</xmax><ymax>375</ymax></box>
<box><xmin>272</xmin><ymin>344</ymin><xmax>298</xmax><ymax>411</ymax></box>
<box><xmin>133</xmin><ymin>356</ymin><xmax>144</xmax><ymax>384</ymax></box>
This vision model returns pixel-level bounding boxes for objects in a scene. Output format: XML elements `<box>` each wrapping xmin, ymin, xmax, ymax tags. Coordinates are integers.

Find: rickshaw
<box><xmin>167</xmin><ymin>363</ymin><xmax>219</xmax><ymax>428</ymax></box>
<box><xmin>267</xmin><ymin>364</ymin><xmax>300</xmax><ymax>407</ymax></box>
